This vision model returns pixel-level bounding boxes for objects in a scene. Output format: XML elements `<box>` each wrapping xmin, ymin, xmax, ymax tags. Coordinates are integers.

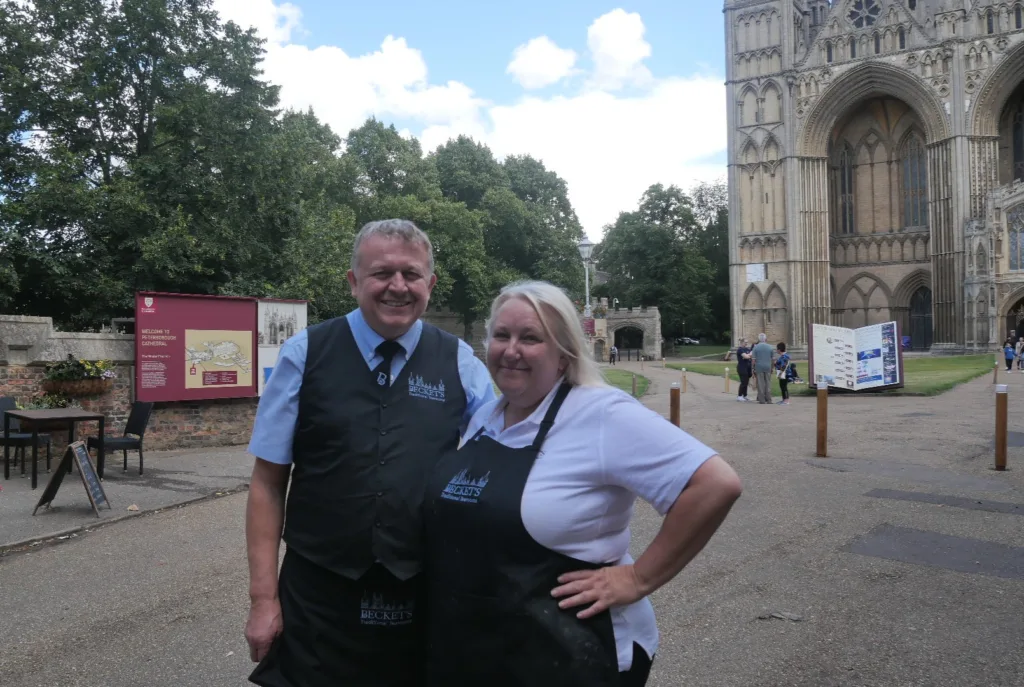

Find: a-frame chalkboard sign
<box><xmin>33</xmin><ymin>441</ymin><xmax>112</xmax><ymax>517</ymax></box>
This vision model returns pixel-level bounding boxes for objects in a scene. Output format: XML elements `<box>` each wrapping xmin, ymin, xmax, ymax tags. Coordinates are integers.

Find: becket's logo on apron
<box><xmin>359</xmin><ymin>592</ymin><xmax>415</xmax><ymax>626</ymax></box>
<box><xmin>408</xmin><ymin>374</ymin><xmax>445</xmax><ymax>401</ymax></box>
<box><xmin>439</xmin><ymin>468</ymin><xmax>490</xmax><ymax>504</ymax></box>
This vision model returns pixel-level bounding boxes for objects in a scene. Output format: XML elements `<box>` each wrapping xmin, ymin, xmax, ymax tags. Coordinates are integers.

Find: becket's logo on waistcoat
<box><xmin>359</xmin><ymin>592</ymin><xmax>415</xmax><ymax>626</ymax></box>
<box><xmin>408</xmin><ymin>374</ymin><xmax>445</xmax><ymax>401</ymax></box>
<box><xmin>439</xmin><ymin>468</ymin><xmax>490</xmax><ymax>504</ymax></box>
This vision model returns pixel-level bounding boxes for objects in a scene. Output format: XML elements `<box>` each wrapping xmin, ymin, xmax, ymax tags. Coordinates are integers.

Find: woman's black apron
<box><xmin>423</xmin><ymin>383</ymin><xmax>620</xmax><ymax>686</ymax></box>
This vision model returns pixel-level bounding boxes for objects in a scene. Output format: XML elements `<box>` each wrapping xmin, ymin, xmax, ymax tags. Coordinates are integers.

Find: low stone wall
<box><xmin>0</xmin><ymin>315</ymin><xmax>256</xmax><ymax>455</ymax></box>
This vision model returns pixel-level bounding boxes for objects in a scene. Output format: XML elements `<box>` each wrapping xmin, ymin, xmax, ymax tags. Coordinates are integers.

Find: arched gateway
<box><xmin>724</xmin><ymin>0</ymin><xmax>1024</xmax><ymax>353</ymax></box>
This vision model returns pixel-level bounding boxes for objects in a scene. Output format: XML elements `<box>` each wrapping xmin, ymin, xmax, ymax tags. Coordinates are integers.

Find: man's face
<box><xmin>347</xmin><ymin>235</ymin><xmax>437</xmax><ymax>340</ymax></box>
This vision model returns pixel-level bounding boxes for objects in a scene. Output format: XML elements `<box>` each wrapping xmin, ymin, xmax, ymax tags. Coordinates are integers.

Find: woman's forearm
<box><xmin>632</xmin><ymin>456</ymin><xmax>742</xmax><ymax>596</ymax></box>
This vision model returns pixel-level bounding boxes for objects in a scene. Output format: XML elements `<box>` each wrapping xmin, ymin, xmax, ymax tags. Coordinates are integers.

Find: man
<box><xmin>751</xmin><ymin>333</ymin><xmax>775</xmax><ymax>405</ymax></box>
<box><xmin>736</xmin><ymin>338</ymin><xmax>752</xmax><ymax>402</ymax></box>
<box><xmin>609</xmin><ymin>344</ymin><xmax>618</xmax><ymax>365</ymax></box>
<box><xmin>245</xmin><ymin>219</ymin><xmax>495</xmax><ymax>687</ymax></box>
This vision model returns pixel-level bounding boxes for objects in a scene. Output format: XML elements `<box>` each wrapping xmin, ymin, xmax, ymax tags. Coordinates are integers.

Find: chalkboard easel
<box><xmin>33</xmin><ymin>441</ymin><xmax>112</xmax><ymax>517</ymax></box>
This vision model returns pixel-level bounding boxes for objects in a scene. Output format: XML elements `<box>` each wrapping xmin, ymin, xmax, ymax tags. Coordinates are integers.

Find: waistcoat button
<box><xmin>380</xmin><ymin>429</ymin><xmax>387</xmax><ymax>436</ymax></box>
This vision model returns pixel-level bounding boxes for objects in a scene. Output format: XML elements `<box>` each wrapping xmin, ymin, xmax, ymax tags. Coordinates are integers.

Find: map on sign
<box><xmin>184</xmin><ymin>329</ymin><xmax>253</xmax><ymax>389</ymax></box>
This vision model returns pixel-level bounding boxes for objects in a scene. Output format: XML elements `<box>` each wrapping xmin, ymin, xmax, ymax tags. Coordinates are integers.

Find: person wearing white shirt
<box><xmin>422</xmin><ymin>280</ymin><xmax>743</xmax><ymax>686</ymax></box>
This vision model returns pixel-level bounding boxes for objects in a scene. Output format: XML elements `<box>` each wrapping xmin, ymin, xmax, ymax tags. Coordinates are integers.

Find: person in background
<box><xmin>774</xmin><ymin>342</ymin><xmax>792</xmax><ymax>406</ymax></box>
<box><xmin>422</xmin><ymin>281</ymin><xmax>742</xmax><ymax>687</ymax></box>
<box><xmin>1005</xmin><ymin>339</ymin><xmax>1016</xmax><ymax>373</ymax></box>
<box><xmin>244</xmin><ymin>219</ymin><xmax>495</xmax><ymax>687</ymax></box>
<box><xmin>751</xmin><ymin>333</ymin><xmax>775</xmax><ymax>404</ymax></box>
<box><xmin>736</xmin><ymin>338</ymin><xmax>752</xmax><ymax>402</ymax></box>
<box><xmin>1016</xmin><ymin>337</ymin><xmax>1024</xmax><ymax>371</ymax></box>
<box><xmin>610</xmin><ymin>344</ymin><xmax>618</xmax><ymax>366</ymax></box>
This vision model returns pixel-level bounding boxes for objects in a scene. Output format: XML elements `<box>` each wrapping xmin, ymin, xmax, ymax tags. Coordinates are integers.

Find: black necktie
<box><xmin>373</xmin><ymin>340</ymin><xmax>403</xmax><ymax>388</ymax></box>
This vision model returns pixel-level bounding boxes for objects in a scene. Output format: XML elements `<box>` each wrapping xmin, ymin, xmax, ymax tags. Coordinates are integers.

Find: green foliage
<box><xmin>0</xmin><ymin>0</ymin><xmax>590</xmax><ymax>332</ymax></box>
<box><xmin>43</xmin><ymin>355</ymin><xmax>116</xmax><ymax>381</ymax></box>
<box><xmin>18</xmin><ymin>393</ymin><xmax>78</xmax><ymax>410</ymax></box>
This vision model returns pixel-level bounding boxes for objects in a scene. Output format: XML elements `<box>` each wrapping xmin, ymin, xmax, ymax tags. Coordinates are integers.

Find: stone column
<box><xmin>927</xmin><ymin>139</ymin><xmax>962</xmax><ymax>349</ymax></box>
<box><xmin>794</xmin><ymin>156</ymin><xmax>832</xmax><ymax>349</ymax></box>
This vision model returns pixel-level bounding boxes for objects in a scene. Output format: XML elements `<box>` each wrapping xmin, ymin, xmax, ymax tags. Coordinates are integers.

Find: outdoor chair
<box><xmin>87</xmin><ymin>401</ymin><xmax>154</xmax><ymax>475</ymax></box>
<box><xmin>0</xmin><ymin>396</ymin><xmax>53</xmax><ymax>475</ymax></box>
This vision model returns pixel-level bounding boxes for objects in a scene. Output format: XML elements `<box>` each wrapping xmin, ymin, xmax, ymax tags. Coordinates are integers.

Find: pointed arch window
<box><xmin>1017</xmin><ymin>6</ymin><xmax>1022</xmax><ymax>30</ymax></box>
<box><xmin>987</xmin><ymin>10</ymin><xmax>995</xmax><ymax>34</ymax></box>
<box><xmin>874</xmin><ymin>33</ymin><xmax>881</xmax><ymax>54</ymax></box>
<box><xmin>826</xmin><ymin>41</ymin><xmax>834</xmax><ymax>62</ymax></box>
<box><xmin>898</xmin><ymin>27</ymin><xmax>906</xmax><ymax>49</ymax></box>
<box><xmin>902</xmin><ymin>136</ymin><xmax>929</xmax><ymax>227</ymax></box>
<box><xmin>1013</xmin><ymin>96</ymin><xmax>1024</xmax><ymax>182</ymax></box>
<box><xmin>850</xmin><ymin>37</ymin><xmax>857</xmax><ymax>58</ymax></box>
<box><xmin>1009</xmin><ymin>205</ymin><xmax>1024</xmax><ymax>271</ymax></box>
<box><xmin>832</xmin><ymin>144</ymin><xmax>855</xmax><ymax>235</ymax></box>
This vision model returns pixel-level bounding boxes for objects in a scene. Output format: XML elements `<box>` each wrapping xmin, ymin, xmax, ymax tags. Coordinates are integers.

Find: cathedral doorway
<box><xmin>998</xmin><ymin>80</ymin><xmax>1024</xmax><ymax>185</ymax></box>
<box><xmin>909</xmin><ymin>287</ymin><xmax>933</xmax><ymax>350</ymax></box>
<box><xmin>1005</xmin><ymin>299</ymin><xmax>1024</xmax><ymax>342</ymax></box>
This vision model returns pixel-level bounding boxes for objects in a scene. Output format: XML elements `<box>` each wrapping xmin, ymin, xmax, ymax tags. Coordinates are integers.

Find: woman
<box><xmin>774</xmin><ymin>342</ymin><xmax>792</xmax><ymax>406</ymax></box>
<box><xmin>423</xmin><ymin>281</ymin><xmax>743</xmax><ymax>686</ymax></box>
<box><xmin>1005</xmin><ymin>339</ymin><xmax>1016</xmax><ymax>372</ymax></box>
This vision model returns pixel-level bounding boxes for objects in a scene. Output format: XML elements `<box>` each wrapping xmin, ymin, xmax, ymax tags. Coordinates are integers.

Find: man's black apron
<box><xmin>423</xmin><ymin>383</ymin><xmax>621</xmax><ymax>686</ymax></box>
<box><xmin>250</xmin><ymin>319</ymin><xmax>464</xmax><ymax>687</ymax></box>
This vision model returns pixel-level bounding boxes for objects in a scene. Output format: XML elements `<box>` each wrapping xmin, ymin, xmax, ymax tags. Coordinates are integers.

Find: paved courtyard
<box><xmin>0</xmin><ymin>359</ymin><xmax>1022</xmax><ymax>685</ymax></box>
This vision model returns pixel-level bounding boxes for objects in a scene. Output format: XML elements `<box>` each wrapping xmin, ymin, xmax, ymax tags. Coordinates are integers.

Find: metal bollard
<box><xmin>816</xmin><ymin>386</ymin><xmax>828</xmax><ymax>457</ymax></box>
<box><xmin>724</xmin><ymin>367</ymin><xmax>730</xmax><ymax>394</ymax></box>
<box><xmin>996</xmin><ymin>384</ymin><xmax>1008</xmax><ymax>471</ymax></box>
<box><xmin>681</xmin><ymin>368</ymin><xmax>687</xmax><ymax>393</ymax></box>
<box><xmin>670</xmin><ymin>383</ymin><xmax>680</xmax><ymax>427</ymax></box>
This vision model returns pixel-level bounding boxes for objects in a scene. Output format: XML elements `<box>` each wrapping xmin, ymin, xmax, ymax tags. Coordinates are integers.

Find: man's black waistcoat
<box><xmin>284</xmin><ymin>316</ymin><xmax>467</xmax><ymax>581</ymax></box>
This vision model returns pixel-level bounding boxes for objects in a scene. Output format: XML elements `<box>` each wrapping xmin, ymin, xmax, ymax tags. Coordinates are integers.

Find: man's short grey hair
<box><xmin>350</xmin><ymin>219</ymin><xmax>435</xmax><ymax>274</ymax></box>
<box><xmin>758</xmin><ymin>333</ymin><xmax>767</xmax><ymax>342</ymax></box>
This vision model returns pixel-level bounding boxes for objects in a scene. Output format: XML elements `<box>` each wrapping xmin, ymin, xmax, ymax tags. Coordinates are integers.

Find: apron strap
<box><xmin>530</xmin><ymin>382</ymin><xmax>573</xmax><ymax>451</ymax></box>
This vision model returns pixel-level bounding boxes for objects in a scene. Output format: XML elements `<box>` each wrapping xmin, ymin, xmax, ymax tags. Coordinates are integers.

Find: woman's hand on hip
<box><xmin>551</xmin><ymin>565</ymin><xmax>647</xmax><ymax>619</ymax></box>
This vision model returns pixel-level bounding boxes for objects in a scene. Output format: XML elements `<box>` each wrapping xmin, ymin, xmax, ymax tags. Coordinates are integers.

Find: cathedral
<box><xmin>725</xmin><ymin>0</ymin><xmax>1024</xmax><ymax>353</ymax></box>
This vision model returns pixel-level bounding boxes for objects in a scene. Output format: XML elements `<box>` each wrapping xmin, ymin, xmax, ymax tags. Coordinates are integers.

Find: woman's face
<box><xmin>487</xmin><ymin>298</ymin><xmax>567</xmax><ymax>409</ymax></box>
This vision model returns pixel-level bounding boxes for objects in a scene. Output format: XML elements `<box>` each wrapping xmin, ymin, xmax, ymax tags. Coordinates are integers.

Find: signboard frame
<box><xmin>135</xmin><ymin>291</ymin><xmax>259</xmax><ymax>403</ymax></box>
<box><xmin>807</xmin><ymin>320</ymin><xmax>906</xmax><ymax>393</ymax></box>
<box><xmin>33</xmin><ymin>441</ymin><xmax>111</xmax><ymax>517</ymax></box>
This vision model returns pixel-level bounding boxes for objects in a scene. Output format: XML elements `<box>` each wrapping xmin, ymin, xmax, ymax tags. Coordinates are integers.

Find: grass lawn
<box><xmin>667</xmin><ymin>345</ymin><xmax>731</xmax><ymax>360</ymax></box>
<box><xmin>604</xmin><ymin>368</ymin><xmax>650</xmax><ymax>397</ymax></box>
<box><xmin>667</xmin><ymin>354</ymin><xmax>996</xmax><ymax>397</ymax></box>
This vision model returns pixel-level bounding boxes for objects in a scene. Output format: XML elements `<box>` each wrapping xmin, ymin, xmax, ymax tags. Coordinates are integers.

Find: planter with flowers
<box><xmin>40</xmin><ymin>355</ymin><xmax>117</xmax><ymax>397</ymax></box>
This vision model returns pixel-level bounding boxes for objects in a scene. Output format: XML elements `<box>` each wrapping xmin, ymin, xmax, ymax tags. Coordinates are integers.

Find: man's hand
<box><xmin>551</xmin><ymin>565</ymin><xmax>646</xmax><ymax>619</ymax></box>
<box><xmin>245</xmin><ymin>597</ymin><xmax>283</xmax><ymax>662</ymax></box>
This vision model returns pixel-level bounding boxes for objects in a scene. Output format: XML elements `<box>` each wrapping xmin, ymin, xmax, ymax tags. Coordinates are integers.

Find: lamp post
<box><xmin>578</xmin><ymin>235</ymin><xmax>594</xmax><ymax>318</ymax></box>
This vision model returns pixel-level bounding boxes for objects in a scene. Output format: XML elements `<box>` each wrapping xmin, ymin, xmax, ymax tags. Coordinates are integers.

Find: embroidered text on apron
<box><xmin>423</xmin><ymin>382</ymin><xmax>620</xmax><ymax>686</ymax></box>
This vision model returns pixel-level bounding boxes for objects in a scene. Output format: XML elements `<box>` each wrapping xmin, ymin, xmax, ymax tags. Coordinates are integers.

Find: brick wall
<box><xmin>0</xmin><ymin>361</ymin><xmax>256</xmax><ymax>453</ymax></box>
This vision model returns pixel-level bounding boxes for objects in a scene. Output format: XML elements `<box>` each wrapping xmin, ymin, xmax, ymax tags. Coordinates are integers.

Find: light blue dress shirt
<box><xmin>248</xmin><ymin>308</ymin><xmax>496</xmax><ymax>465</ymax></box>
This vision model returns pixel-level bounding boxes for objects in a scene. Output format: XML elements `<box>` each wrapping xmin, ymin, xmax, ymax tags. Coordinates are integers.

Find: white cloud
<box><xmin>506</xmin><ymin>36</ymin><xmax>578</xmax><ymax>89</ymax></box>
<box><xmin>586</xmin><ymin>9</ymin><xmax>653</xmax><ymax>91</ymax></box>
<box><xmin>213</xmin><ymin>2</ymin><xmax>726</xmax><ymax>237</ymax></box>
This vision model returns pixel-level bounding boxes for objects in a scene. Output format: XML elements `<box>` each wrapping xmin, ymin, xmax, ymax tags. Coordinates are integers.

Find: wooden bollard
<box><xmin>632</xmin><ymin>374</ymin><xmax>637</xmax><ymax>397</ymax></box>
<box><xmin>670</xmin><ymin>383</ymin><xmax>680</xmax><ymax>427</ymax></box>
<box><xmin>816</xmin><ymin>386</ymin><xmax>828</xmax><ymax>457</ymax></box>
<box><xmin>681</xmin><ymin>368</ymin><xmax>687</xmax><ymax>393</ymax></box>
<box><xmin>723</xmin><ymin>367</ymin><xmax>730</xmax><ymax>394</ymax></box>
<box><xmin>994</xmin><ymin>362</ymin><xmax>999</xmax><ymax>384</ymax></box>
<box><xmin>996</xmin><ymin>383</ymin><xmax>1008</xmax><ymax>471</ymax></box>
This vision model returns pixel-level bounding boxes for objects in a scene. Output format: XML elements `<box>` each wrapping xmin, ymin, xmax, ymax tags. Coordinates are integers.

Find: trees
<box><xmin>595</xmin><ymin>182</ymin><xmax>729</xmax><ymax>342</ymax></box>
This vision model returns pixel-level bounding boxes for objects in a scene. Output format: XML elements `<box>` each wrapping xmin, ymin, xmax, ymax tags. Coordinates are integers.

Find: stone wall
<box><xmin>0</xmin><ymin>315</ymin><xmax>256</xmax><ymax>455</ymax></box>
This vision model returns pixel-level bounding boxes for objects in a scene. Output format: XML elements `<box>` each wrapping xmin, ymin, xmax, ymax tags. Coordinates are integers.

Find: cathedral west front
<box><xmin>725</xmin><ymin>0</ymin><xmax>1024</xmax><ymax>353</ymax></box>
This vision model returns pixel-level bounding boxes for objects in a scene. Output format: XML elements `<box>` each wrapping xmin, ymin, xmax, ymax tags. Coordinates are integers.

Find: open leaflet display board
<box><xmin>807</xmin><ymin>321</ymin><xmax>905</xmax><ymax>392</ymax></box>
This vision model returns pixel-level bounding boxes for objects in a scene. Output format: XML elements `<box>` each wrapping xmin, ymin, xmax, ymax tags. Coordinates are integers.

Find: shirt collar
<box><xmin>347</xmin><ymin>308</ymin><xmax>423</xmax><ymax>363</ymax></box>
<box><xmin>483</xmin><ymin>376</ymin><xmax>568</xmax><ymax>435</ymax></box>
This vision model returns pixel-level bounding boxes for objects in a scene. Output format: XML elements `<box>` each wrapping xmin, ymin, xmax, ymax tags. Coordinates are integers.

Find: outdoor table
<box><xmin>3</xmin><ymin>409</ymin><xmax>106</xmax><ymax>490</ymax></box>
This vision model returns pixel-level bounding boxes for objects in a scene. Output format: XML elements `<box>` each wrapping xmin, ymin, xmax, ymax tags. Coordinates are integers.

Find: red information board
<box><xmin>135</xmin><ymin>292</ymin><xmax>258</xmax><ymax>402</ymax></box>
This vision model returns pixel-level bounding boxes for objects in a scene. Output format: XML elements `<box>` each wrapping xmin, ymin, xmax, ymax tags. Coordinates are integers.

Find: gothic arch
<box><xmin>763</xmin><ymin>135</ymin><xmax>782</xmax><ymax>161</ymax></box>
<box><xmin>1002</xmin><ymin>285</ymin><xmax>1024</xmax><ymax>317</ymax></box>
<box><xmin>971</xmin><ymin>41</ymin><xmax>1024</xmax><ymax>136</ymax></box>
<box><xmin>836</xmin><ymin>272</ymin><xmax>893</xmax><ymax>307</ymax></box>
<box><xmin>764</xmin><ymin>282</ymin><xmax>787</xmax><ymax>309</ymax></box>
<box><xmin>742</xmin><ymin>284</ymin><xmax>764</xmax><ymax>310</ymax></box>
<box><xmin>893</xmin><ymin>269</ymin><xmax>932</xmax><ymax>308</ymax></box>
<box><xmin>761</xmin><ymin>81</ymin><xmax>782</xmax><ymax>122</ymax></box>
<box><xmin>800</xmin><ymin>62</ymin><xmax>950</xmax><ymax>156</ymax></box>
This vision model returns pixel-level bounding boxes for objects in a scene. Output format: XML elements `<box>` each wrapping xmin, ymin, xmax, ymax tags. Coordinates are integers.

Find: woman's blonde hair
<box><xmin>485</xmin><ymin>280</ymin><xmax>608</xmax><ymax>388</ymax></box>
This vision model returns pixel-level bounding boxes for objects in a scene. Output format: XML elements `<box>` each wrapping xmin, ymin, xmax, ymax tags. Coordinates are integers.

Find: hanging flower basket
<box><xmin>40</xmin><ymin>378</ymin><xmax>113</xmax><ymax>397</ymax></box>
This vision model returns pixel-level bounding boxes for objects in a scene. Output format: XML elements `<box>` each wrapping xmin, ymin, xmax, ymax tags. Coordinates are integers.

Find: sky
<box><xmin>211</xmin><ymin>0</ymin><xmax>729</xmax><ymax>239</ymax></box>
